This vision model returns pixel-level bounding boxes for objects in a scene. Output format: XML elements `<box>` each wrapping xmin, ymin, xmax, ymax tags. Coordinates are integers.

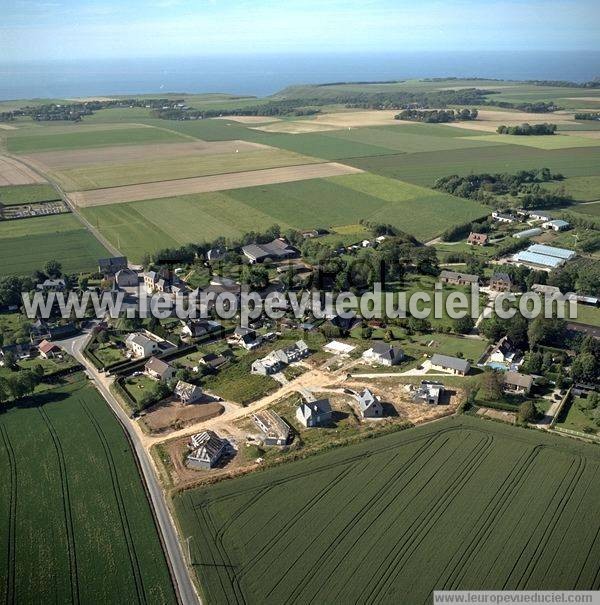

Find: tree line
<box><xmin>574</xmin><ymin>112</ymin><xmax>600</xmax><ymax>121</ymax></box>
<box><xmin>496</xmin><ymin>123</ymin><xmax>557</xmax><ymax>135</ymax></box>
<box><xmin>395</xmin><ymin>108</ymin><xmax>478</xmax><ymax>123</ymax></box>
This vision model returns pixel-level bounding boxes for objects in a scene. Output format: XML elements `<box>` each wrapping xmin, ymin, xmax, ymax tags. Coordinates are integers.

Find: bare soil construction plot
<box><xmin>22</xmin><ymin>139</ymin><xmax>271</xmax><ymax>170</ymax></box>
<box><xmin>70</xmin><ymin>162</ymin><xmax>363</xmax><ymax>207</ymax></box>
<box><xmin>140</xmin><ymin>400</ymin><xmax>224</xmax><ymax>434</ymax></box>
<box><xmin>0</xmin><ymin>155</ymin><xmax>47</xmax><ymax>185</ymax></box>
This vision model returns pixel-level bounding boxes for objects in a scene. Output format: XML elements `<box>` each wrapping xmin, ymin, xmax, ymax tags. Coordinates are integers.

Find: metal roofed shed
<box><xmin>526</xmin><ymin>244</ymin><xmax>576</xmax><ymax>260</ymax></box>
<box><xmin>515</xmin><ymin>251</ymin><xmax>566</xmax><ymax>269</ymax></box>
<box><xmin>513</xmin><ymin>228</ymin><xmax>542</xmax><ymax>239</ymax></box>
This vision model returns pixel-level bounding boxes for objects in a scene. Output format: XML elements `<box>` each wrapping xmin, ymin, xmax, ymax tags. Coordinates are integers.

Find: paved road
<box><xmin>59</xmin><ymin>331</ymin><xmax>200</xmax><ymax>605</ymax></box>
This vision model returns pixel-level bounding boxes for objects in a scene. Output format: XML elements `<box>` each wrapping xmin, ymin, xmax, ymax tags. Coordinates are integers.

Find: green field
<box><xmin>0</xmin><ymin>183</ymin><xmax>60</xmax><ymax>205</ymax></box>
<box><xmin>81</xmin><ymin>173</ymin><xmax>487</xmax><ymax>260</ymax></box>
<box><xmin>7</xmin><ymin>125</ymin><xmax>188</xmax><ymax>154</ymax></box>
<box><xmin>174</xmin><ymin>415</ymin><xmax>600</xmax><ymax>604</ymax></box>
<box><xmin>53</xmin><ymin>148</ymin><xmax>322</xmax><ymax>190</ymax></box>
<box><xmin>0</xmin><ymin>378</ymin><xmax>176</xmax><ymax>604</ymax></box>
<box><xmin>348</xmin><ymin>145</ymin><xmax>600</xmax><ymax>187</ymax></box>
<box><xmin>0</xmin><ymin>214</ymin><xmax>108</xmax><ymax>275</ymax></box>
<box><xmin>571</xmin><ymin>202</ymin><xmax>600</xmax><ymax>217</ymax></box>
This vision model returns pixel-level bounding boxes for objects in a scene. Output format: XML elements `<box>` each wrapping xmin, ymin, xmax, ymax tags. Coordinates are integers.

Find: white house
<box><xmin>125</xmin><ymin>333</ymin><xmax>159</xmax><ymax>359</ymax></box>
<box><xmin>430</xmin><ymin>354</ymin><xmax>470</xmax><ymax>375</ymax></box>
<box><xmin>144</xmin><ymin>357</ymin><xmax>175</xmax><ymax>382</ymax></box>
<box><xmin>357</xmin><ymin>388</ymin><xmax>384</xmax><ymax>418</ymax></box>
<box><xmin>174</xmin><ymin>380</ymin><xmax>203</xmax><ymax>404</ymax></box>
<box><xmin>362</xmin><ymin>342</ymin><xmax>404</xmax><ymax>366</ymax></box>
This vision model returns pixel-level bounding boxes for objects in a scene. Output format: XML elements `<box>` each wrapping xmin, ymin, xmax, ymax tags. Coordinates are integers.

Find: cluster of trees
<box><xmin>0</xmin><ymin>364</ymin><xmax>43</xmax><ymax>404</ymax></box>
<box><xmin>574</xmin><ymin>112</ymin><xmax>600</xmax><ymax>121</ymax></box>
<box><xmin>395</xmin><ymin>108</ymin><xmax>478</xmax><ymax>123</ymax></box>
<box><xmin>495</xmin><ymin>101</ymin><xmax>561</xmax><ymax>113</ymax></box>
<box><xmin>496</xmin><ymin>123</ymin><xmax>557</xmax><ymax>135</ymax></box>
<box><xmin>151</xmin><ymin>100</ymin><xmax>321</xmax><ymax>120</ymax></box>
<box><xmin>435</xmin><ymin>168</ymin><xmax>562</xmax><ymax>199</ymax></box>
<box><xmin>527</xmin><ymin>79</ymin><xmax>600</xmax><ymax>89</ymax></box>
<box><xmin>546</xmin><ymin>258</ymin><xmax>600</xmax><ymax>297</ymax></box>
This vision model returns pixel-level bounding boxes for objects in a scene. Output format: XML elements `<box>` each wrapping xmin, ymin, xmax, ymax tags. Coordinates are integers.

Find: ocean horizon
<box><xmin>1</xmin><ymin>50</ymin><xmax>599</xmax><ymax>101</ymax></box>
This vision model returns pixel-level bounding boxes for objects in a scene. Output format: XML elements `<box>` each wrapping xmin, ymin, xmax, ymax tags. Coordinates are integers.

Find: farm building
<box><xmin>489</xmin><ymin>273</ymin><xmax>512</xmax><ymax>292</ymax></box>
<box><xmin>515</xmin><ymin>243</ymin><xmax>576</xmax><ymax>269</ymax></box>
<box><xmin>296</xmin><ymin>399</ymin><xmax>332</xmax><ymax>428</ymax></box>
<box><xmin>187</xmin><ymin>431</ymin><xmax>228</xmax><ymax>470</ymax></box>
<box><xmin>492</xmin><ymin>211</ymin><xmax>517</xmax><ymax>224</ymax></box>
<box><xmin>144</xmin><ymin>357</ymin><xmax>175</xmax><ymax>382</ymax></box>
<box><xmin>242</xmin><ymin>238</ymin><xmax>296</xmax><ymax>263</ymax></box>
<box><xmin>528</xmin><ymin>211</ymin><xmax>553</xmax><ymax>222</ymax></box>
<box><xmin>125</xmin><ymin>333</ymin><xmax>159</xmax><ymax>359</ymax></box>
<box><xmin>467</xmin><ymin>232</ymin><xmax>488</xmax><ymax>246</ymax></box>
<box><xmin>430</xmin><ymin>354</ymin><xmax>470</xmax><ymax>376</ymax></box>
<box><xmin>513</xmin><ymin>227</ymin><xmax>542</xmax><ymax>239</ymax></box>
<box><xmin>413</xmin><ymin>381</ymin><xmax>445</xmax><ymax>405</ymax></box>
<box><xmin>439</xmin><ymin>270</ymin><xmax>479</xmax><ymax>286</ymax></box>
<box><xmin>503</xmin><ymin>371</ymin><xmax>534</xmax><ymax>395</ymax></box>
<box><xmin>362</xmin><ymin>342</ymin><xmax>404</xmax><ymax>366</ymax></box>
<box><xmin>357</xmin><ymin>388</ymin><xmax>384</xmax><ymax>418</ymax></box>
<box><xmin>174</xmin><ymin>380</ymin><xmax>203</xmax><ymax>404</ymax></box>
<box><xmin>542</xmin><ymin>219</ymin><xmax>570</xmax><ymax>232</ymax></box>
<box><xmin>252</xmin><ymin>410</ymin><xmax>291</xmax><ymax>446</ymax></box>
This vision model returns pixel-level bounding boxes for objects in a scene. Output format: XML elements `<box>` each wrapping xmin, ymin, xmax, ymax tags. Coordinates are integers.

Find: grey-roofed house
<box><xmin>181</xmin><ymin>319</ymin><xmax>222</xmax><ymax>339</ymax></box>
<box><xmin>357</xmin><ymin>388</ymin><xmax>384</xmax><ymax>418</ymax></box>
<box><xmin>144</xmin><ymin>357</ymin><xmax>175</xmax><ymax>382</ymax></box>
<box><xmin>430</xmin><ymin>354</ymin><xmax>470</xmax><ymax>376</ymax></box>
<box><xmin>98</xmin><ymin>256</ymin><xmax>128</xmax><ymax>276</ymax></box>
<box><xmin>503</xmin><ymin>371</ymin><xmax>534</xmax><ymax>395</ymax></box>
<box><xmin>296</xmin><ymin>399</ymin><xmax>332</xmax><ymax>427</ymax></box>
<box><xmin>115</xmin><ymin>268</ymin><xmax>139</xmax><ymax>288</ymax></box>
<box><xmin>174</xmin><ymin>380</ymin><xmax>203</xmax><ymax>404</ymax></box>
<box><xmin>206</xmin><ymin>247</ymin><xmax>226</xmax><ymax>263</ymax></box>
<box><xmin>198</xmin><ymin>352</ymin><xmax>229</xmax><ymax>370</ymax></box>
<box><xmin>242</xmin><ymin>238</ymin><xmax>296</xmax><ymax>264</ymax></box>
<box><xmin>439</xmin><ymin>270</ymin><xmax>479</xmax><ymax>286</ymax></box>
<box><xmin>362</xmin><ymin>342</ymin><xmax>404</xmax><ymax>366</ymax></box>
<box><xmin>230</xmin><ymin>326</ymin><xmax>262</xmax><ymax>350</ymax></box>
<box><xmin>186</xmin><ymin>430</ymin><xmax>228</xmax><ymax>470</ymax></box>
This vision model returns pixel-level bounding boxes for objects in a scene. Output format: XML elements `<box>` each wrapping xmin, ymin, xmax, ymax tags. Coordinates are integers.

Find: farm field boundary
<box><xmin>70</xmin><ymin>162</ymin><xmax>364</xmax><ymax>207</ymax></box>
<box><xmin>174</xmin><ymin>415</ymin><xmax>600</xmax><ymax>604</ymax></box>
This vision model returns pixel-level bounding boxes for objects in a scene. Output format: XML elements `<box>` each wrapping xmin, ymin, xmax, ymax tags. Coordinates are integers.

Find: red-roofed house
<box><xmin>38</xmin><ymin>340</ymin><xmax>60</xmax><ymax>359</ymax></box>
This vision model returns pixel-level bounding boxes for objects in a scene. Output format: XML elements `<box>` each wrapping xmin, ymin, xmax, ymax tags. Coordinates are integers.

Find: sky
<box><xmin>1</xmin><ymin>0</ymin><xmax>599</xmax><ymax>62</ymax></box>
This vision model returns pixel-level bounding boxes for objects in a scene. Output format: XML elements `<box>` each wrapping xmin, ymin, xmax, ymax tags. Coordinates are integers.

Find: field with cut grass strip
<box><xmin>81</xmin><ymin>173</ymin><xmax>487</xmax><ymax>260</ymax></box>
<box><xmin>51</xmin><ymin>148</ymin><xmax>323</xmax><ymax>191</ymax></box>
<box><xmin>7</xmin><ymin>125</ymin><xmax>189</xmax><ymax>154</ymax></box>
<box><xmin>466</xmin><ymin>134</ymin><xmax>600</xmax><ymax>150</ymax></box>
<box><xmin>0</xmin><ymin>213</ymin><xmax>108</xmax><ymax>275</ymax></box>
<box><xmin>0</xmin><ymin>378</ymin><xmax>176</xmax><ymax>604</ymax></box>
<box><xmin>174</xmin><ymin>415</ymin><xmax>600</xmax><ymax>604</ymax></box>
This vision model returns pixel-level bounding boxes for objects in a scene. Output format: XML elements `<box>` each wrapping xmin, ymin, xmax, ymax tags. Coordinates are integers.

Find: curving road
<box><xmin>60</xmin><ymin>330</ymin><xmax>201</xmax><ymax>605</ymax></box>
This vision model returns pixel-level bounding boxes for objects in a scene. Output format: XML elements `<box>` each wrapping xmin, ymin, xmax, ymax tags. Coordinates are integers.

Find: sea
<box><xmin>1</xmin><ymin>51</ymin><xmax>599</xmax><ymax>101</ymax></box>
